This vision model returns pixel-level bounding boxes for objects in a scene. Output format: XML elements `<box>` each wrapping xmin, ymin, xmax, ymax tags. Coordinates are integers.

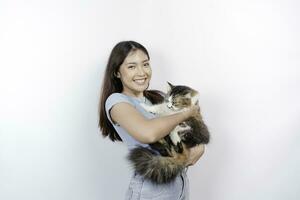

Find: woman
<box><xmin>99</xmin><ymin>41</ymin><xmax>205</xmax><ymax>200</ymax></box>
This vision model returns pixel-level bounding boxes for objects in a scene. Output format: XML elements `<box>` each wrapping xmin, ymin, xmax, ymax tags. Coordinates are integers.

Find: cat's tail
<box><xmin>127</xmin><ymin>146</ymin><xmax>188</xmax><ymax>184</ymax></box>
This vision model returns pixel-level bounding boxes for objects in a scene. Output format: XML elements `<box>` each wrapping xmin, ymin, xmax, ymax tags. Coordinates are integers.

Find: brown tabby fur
<box><xmin>128</xmin><ymin>82</ymin><xmax>210</xmax><ymax>184</ymax></box>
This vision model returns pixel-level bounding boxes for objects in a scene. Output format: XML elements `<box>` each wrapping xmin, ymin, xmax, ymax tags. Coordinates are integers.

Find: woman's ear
<box><xmin>114</xmin><ymin>71</ymin><xmax>121</xmax><ymax>78</ymax></box>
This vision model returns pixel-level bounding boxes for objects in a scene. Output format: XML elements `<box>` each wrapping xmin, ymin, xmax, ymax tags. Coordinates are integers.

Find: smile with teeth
<box><xmin>134</xmin><ymin>78</ymin><xmax>147</xmax><ymax>84</ymax></box>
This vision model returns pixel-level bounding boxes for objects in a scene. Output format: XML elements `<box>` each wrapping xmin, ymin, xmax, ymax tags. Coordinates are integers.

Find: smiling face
<box><xmin>117</xmin><ymin>49</ymin><xmax>152</xmax><ymax>98</ymax></box>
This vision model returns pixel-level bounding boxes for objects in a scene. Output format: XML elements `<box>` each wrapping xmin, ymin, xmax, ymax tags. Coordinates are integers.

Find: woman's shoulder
<box><xmin>105</xmin><ymin>93</ymin><xmax>135</xmax><ymax>110</ymax></box>
<box><xmin>106</xmin><ymin>92</ymin><xmax>128</xmax><ymax>101</ymax></box>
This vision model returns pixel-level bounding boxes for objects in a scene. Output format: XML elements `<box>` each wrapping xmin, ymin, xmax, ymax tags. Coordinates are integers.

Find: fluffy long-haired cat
<box><xmin>127</xmin><ymin>82</ymin><xmax>210</xmax><ymax>184</ymax></box>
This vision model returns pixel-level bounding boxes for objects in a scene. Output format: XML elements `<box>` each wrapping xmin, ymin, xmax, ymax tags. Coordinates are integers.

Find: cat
<box><xmin>127</xmin><ymin>82</ymin><xmax>210</xmax><ymax>184</ymax></box>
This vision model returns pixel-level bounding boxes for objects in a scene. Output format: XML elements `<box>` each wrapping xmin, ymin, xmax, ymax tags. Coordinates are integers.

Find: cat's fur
<box><xmin>127</xmin><ymin>82</ymin><xmax>210</xmax><ymax>184</ymax></box>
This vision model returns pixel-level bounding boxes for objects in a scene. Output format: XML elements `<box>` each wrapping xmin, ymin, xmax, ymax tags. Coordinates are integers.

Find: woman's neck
<box><xmin>121</xmin><ymin>91</ymin><xmax>144</xmax><ymax>98</ymax></box>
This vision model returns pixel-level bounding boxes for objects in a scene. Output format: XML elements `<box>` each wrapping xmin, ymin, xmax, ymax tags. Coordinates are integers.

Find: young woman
<box><xmin>99</xmin><ymin>41</ymin><xmax>205</xmax><ymax>200</ymax></box>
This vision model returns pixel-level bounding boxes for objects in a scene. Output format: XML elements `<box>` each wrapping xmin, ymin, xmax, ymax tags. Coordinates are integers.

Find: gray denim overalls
<box><xmin>125</xmin><ymin>167</ymin><xmax>189</xmax><ymax>200</ymax></box>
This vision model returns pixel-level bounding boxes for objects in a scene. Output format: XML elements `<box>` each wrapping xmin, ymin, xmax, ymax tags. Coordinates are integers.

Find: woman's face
<box><xmin>117</xmin><ymin>49</ymin><xmax>152</xmax><ymax>97</ymax></box>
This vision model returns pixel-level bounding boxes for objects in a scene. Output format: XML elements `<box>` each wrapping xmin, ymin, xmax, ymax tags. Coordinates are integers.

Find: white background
<box><xmin>1</xmin><ymin>0</ymin><xmax>299</xmax><ymax>199</ymax></box>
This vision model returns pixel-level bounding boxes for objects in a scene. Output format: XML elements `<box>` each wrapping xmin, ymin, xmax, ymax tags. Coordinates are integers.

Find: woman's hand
<box><xmin>183</xmin><ymin>104</ymin><xmax>200</xmax><ymax>119</ymax></box>
<box><xmin>185</xmin><ymin>144</ymin><xmax>205</xmax><ymax>167</ymax></box>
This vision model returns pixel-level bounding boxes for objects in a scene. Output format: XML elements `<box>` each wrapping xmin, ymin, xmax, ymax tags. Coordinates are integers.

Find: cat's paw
<box><xmin>170</xmin><ymin>129</ymin><xmax>181</xmax><ymax>145</ymax></box>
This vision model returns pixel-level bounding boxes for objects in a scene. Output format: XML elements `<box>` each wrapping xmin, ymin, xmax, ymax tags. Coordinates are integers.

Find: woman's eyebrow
<box><xmin>126</xmin><ymin>62</ymin><xmax>136</xmax><ymax>65</ymax></box>
<box><xmin>126</xmin><ymin>59</ymin><xmax>149</xmax><ymax>65</ymax></box>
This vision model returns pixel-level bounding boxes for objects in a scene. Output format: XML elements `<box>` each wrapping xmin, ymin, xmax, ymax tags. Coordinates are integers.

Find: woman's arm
<box><xmin>185</xmin><ymin>144</ymin><xmax>206</xmax><ymax>167</ymax></box>
<box><xmin>110</xmin><ymin>102</ymin><xmax>199</xmax><ymax>143</ymax></box>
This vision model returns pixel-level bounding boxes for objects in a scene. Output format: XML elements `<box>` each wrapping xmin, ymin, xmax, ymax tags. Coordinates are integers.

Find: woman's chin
<box><xmin>134</xmin><ymin>83</ymin><xmax>149</xmax><ymax>90</ymax></box>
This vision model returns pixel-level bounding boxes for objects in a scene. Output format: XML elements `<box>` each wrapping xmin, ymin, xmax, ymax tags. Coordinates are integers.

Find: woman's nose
<box><xmin>136</xmin><ymin>66</ymin><xmax>146</xmax><ymax>75</ymax></box>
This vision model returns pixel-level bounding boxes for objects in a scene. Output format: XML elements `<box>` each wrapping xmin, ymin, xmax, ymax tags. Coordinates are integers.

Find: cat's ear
<box><xmin>166</xmin><ymin>82</ymin><xmax>174</xmax><ymax>92</ymax></box>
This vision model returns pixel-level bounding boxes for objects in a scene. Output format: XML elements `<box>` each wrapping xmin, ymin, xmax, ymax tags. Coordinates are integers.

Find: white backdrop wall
<box><xmin>0</xmin><ymin>0</ymin><xmax>299</xmax><ymax>199</ymax></box>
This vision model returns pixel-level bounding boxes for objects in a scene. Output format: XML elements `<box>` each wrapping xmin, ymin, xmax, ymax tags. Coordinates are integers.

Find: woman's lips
<box><xmin>134</xmin><ymin>78</ymin><xmax>147</xmax><ymax>85</ymax></box>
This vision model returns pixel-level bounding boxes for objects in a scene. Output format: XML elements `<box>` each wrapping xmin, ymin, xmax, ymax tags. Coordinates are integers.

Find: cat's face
<box><xmin>166</xmin><ymin>82</ymin><xmax>199</xmax><ymax>111</ymax></box>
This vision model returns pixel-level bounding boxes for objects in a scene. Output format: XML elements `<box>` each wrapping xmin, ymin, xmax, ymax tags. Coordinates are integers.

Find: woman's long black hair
<box><xmin>98</xmin><ymin>41</ymin><xmax>164</xmax><ymax>142</ymax></box>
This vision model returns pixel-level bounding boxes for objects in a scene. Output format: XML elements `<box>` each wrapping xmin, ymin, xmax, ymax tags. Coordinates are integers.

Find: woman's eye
<box><xmin>128</xmin><ymin>65</ymin><xmax>135</xmax><ymax>69</ymax></box>
<box><xmin>144</xmin><ymin>63</ymin><xmax>150</xmax><ymax>67</ymax></box>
